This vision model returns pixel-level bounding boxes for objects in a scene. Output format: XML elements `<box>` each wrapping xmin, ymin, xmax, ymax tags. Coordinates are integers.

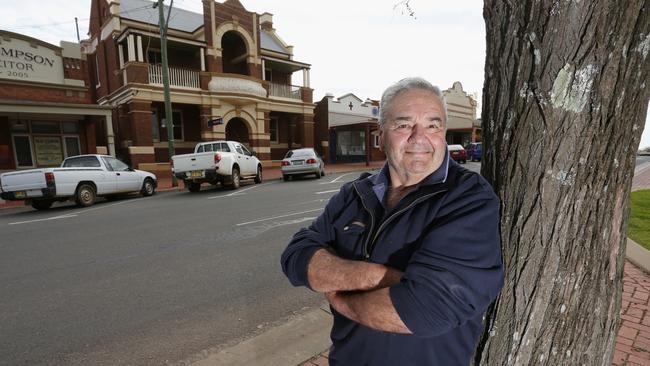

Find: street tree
<box><xmin>475</xmin><ymin>1</ymin><xmax>650</xmax><ymax>365</ymax></box>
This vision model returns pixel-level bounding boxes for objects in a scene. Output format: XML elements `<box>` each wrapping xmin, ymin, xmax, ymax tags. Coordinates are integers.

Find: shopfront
<box><xmin>0</xmin><ymin>30</ymin><xmax>113</xmax><ymax>171</ymax></box>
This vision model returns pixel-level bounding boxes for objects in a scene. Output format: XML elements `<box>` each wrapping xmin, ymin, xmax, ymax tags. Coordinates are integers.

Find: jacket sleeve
<box><xmin>280</xmin><ymin>186</ymin><xmax>348</xmax><ymax>289</ymax></box>
<box><xmin>389</xmin><ymin>176</ymin><xmax>504</xmax><ymax>337</ymax></box>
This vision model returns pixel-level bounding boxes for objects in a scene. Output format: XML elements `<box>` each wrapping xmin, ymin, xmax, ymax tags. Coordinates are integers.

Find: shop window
<box><xmin>269</xmin><ymin>118</ymin><xmax>278</xmax><ymax>143</ymax></box>
<box><xmin>12</xmin><ymin>135</ymin><xmax>34</xmax><ymax>167</ymax></box>
<box><xmin>10</xmin><ymin>121</ymin><xmax>28</xmax><ymax>132</ymax></box>
<box><xmin>62</xmin><ymin>122</ymin><xmax>79</xmax><ymax>134</ymax></box>
<box><xmin>31</xmin><ymin>121</ymin><xmax>60</xmax><ymax>134</ymax></box>
<box><xmin>336</xmin><ymin>130</ymin><xmax>365</xmax><ymax>156</ymax></box>
<box><xmin>64</xmin><ymin>137</ymin><xmax>81</xmax><ymax>157</ymax></box>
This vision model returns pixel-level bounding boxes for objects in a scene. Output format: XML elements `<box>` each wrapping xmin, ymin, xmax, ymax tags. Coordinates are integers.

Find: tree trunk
<box><xmin>476</xmin><ymin>1</ymin><xmax>650</xmax><ymax>365</ymax></box>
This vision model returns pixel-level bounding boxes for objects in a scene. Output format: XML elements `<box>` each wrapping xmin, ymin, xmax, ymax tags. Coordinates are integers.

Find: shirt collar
<box><xmin>370</xmin><ymin>146</ymin><xmax>450</xmax><ymax>202</ymax></box>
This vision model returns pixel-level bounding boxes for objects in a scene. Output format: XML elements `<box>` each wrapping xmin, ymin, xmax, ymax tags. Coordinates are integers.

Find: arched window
<box><xmin>221</xmin><ymin>31</ymin><xmax>249</xmax><ymax>75</ymax></box>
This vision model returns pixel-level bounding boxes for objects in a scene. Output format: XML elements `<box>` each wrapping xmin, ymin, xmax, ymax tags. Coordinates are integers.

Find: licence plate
<box><xmin>293</xmin><ymin>161</ymin><xmax>304</xmax><ymax>165</ymax></box>
<box><xmin>190</xmin><ymin>170</ymin><xmax>203</xmax><ymax>178</ymax></box>
<box><xmin>14</xmin><ymin>191</ymin><xmax>26</xmax><ymax>199</ymax></box>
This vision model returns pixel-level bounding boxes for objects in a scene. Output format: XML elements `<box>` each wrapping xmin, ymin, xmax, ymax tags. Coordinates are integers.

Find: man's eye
<box><xmin>395</xmin><ymin>124</ymin><xmax>411</xmax><ymax>130</ymax></box>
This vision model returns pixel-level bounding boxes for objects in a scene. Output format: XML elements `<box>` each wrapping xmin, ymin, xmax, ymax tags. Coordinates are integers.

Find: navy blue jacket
<box><xmin>281</xmin><ymin>159</ymin><xmax>503</xmax><ymax>365</ymax></box>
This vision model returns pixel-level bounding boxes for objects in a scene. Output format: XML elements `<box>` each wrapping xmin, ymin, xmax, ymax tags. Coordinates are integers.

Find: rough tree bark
<box><xmin>475</xmin><ymin>1</ymin><xmax>650</xmax><ymax>365</ymax></box>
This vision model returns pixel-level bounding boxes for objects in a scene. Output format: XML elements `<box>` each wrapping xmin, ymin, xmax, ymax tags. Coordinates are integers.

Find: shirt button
<box><xmin>343</xmin><ymin>226</ymin><xmax>349</xmax><ymax>231</ymax></box>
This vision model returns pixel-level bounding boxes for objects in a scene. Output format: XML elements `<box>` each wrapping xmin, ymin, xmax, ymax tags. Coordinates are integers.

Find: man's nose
<box><xmin>407</xmin><ymin>124</ymin><xmax>427</xmax><ymax>142</ymax></box>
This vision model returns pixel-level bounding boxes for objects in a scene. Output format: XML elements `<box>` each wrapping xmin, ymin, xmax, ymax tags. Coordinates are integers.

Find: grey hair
<box><xmin>378</xmin><ymin>77</ymin><xmax>447</xmax><ymax>128</ymax></box>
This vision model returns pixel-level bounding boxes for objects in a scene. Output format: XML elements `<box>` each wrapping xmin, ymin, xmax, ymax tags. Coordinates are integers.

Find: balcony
<box><xmin>268</xmin><ymin>83</ymin><xmax>302</xmax><ymax>100</ymax></box>
<box><xmin>148</xmin><ymin>64</ymin><xmax>200</xmax><ymax>89</ymax></box>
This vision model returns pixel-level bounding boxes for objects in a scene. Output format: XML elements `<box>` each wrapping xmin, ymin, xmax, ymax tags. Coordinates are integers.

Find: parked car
<box><xmin>467</xmin><ymin>142</ymin><xmax>482</xmax><ymax>162</ymax></box>
<box><xmin>171</xmin><ymin>140</ymin><xmax>262</xmax><ymax>192</ymax></box>
<box><xmin>448</xmin><ymin>144</ymin><xmax>467</xmax><ymax>164</ymax></box>
<box><xmin>281</xmin><ymin>148</ymin><xmax>325</xmax><ymax>181</ymax></box>
<box><xmin>0</xmin><ymin>154</ymin><xmax>157</xmax><ymax>210</ymax></box>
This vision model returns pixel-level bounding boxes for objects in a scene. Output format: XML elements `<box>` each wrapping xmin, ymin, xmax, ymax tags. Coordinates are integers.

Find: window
<box><xmin>235</xmin><ymin>145</ymin><xmax>244</xmax><ymax>155</ymax></box>
<box><xmin>264</xmin><ymin>68</ymin><xmax>272</xmax><ymax>81</ymax></box>
<box><xmin>151</xmin><ymin>109</ymin><xmax>160</xmax><ymax>142</ymax></box>
<box><xmin>374</xmin><ymin>134</ymin><xmax>380</xmax><ymax>148</ymax></box>
<box><xmin>64</xmin><ymin>137</ymin><xmax>81</xmax><ymax>157</ymax></box>
<box><xmin>31</xmin><ymin>121</ymin><xmax>60</xmax><ymax>134</ymax></box>
<box><xmin>240</xmin><ymin>145</ymin><xmax>251</xmax><ymax>156</ymax></box>
<box><xmin>147</xmin><ymin>49</ymin><xmax>162</xmax><ymax>64</ymax></box>
<box><xmin>203</xmin><ymin>143</ymin><xmax>213</xmax><ymax>152</ymax></box>
<box><xmin>172</xmin><ymin>110</ymin><xmax>183</xmax><ymax>141</ymax></box>
<box><xmin>63</xmin><ymin>155</ymin><xmax>101</xmax><ymax>168</ymax></box>
<box><xmin>95</xmin><ymin>54</ymin><xmax>101</xmax><ymax>88</ymax></box>
<box><xmin>219</xmin><ymin>142</ymin><xmax>231</xmax><ymax>152</ymax></box>
<box><xmin>103</xmin><ymin>156</ymin><xmax>129</xmax><ymax>171</ymax></box>
<box><xmin>62</xmin><ymin>122</ymin><xmax>79</xmax><ymax>134</ymax></box>
<box><xmin>269</xmin><ymin>118</ymin><xmax>278</xmax><ymax>143</ymax></box>
<box><xmin>13</xmin><ymin>135</ymin><xmax>34</xmax><ymax>167</ymax></box>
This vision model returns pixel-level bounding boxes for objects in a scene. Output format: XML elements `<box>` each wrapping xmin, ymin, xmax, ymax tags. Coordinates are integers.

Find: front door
<box><xmin>103</xmin><ymin>157</ymin><xmax>141</xmax><ymax>192</ymax></box>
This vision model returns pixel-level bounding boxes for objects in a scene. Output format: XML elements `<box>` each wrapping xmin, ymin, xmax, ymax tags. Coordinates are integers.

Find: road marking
<box><xmin>236</xmin><ymin>208</ymin><xmax>323</xmax><ymax>226</ymax></box>
<box><xmin>9</xmin><ymin>214</ymin><xmax>77</xmax><ymax>226</ymax></box>
<box><xmin>208</xmin><ymin>184</ymin><xmax>260</xmax><ymax>199</ymax></box>
<box><xmin>315</xmin><ymin>189</ymin><xmax>339</xmax><ymax>195</ymax></box>
<box><xmin>319</xmin><ymin>172</ymin><xmax>355</xmax><ymax>184</ymax></box>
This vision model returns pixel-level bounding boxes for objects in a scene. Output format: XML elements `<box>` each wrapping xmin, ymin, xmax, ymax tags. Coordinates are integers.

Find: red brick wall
<box><xmin>128</xmin><ymin>100</ymin><xmax>153</xmax><ymax>146</ymax></box>
<box><xmin>0</xmin><ymin>83</ymin><xmax>92</xmax><ymax>104</ymax></box>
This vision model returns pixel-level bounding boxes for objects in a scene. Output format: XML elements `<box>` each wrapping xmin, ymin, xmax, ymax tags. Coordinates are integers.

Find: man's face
<box><xmin>379</xmin><ymin>89</ymin><xmax>447</xmax><ymax>183</ymax></box>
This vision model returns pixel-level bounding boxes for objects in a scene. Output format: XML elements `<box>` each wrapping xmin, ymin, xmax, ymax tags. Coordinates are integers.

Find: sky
<box><xmin>3</xmin><ymin>0</ymin><xmax>650</xmax><ymax>149</ymax></box>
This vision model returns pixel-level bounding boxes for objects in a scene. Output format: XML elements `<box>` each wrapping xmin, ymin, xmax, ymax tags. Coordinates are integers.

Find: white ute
<box><xmin>0</xmin><ymin>155</ymin><xmax>157</xmax><ymax>210</ymax></box>
<box><xmin>171</xmin><ymin>140</ymin><xmax>262</xmax><ymax>192</ymax></box>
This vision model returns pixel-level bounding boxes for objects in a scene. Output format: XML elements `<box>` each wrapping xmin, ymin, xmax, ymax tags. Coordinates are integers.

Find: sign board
<box><xmin>34</xmin><ymin>136</ymin><xmax>63</xmax><ymax>166</ymax></box>
<box><xmin>0</xmin><ymin>35</ymin><xmax>64</xmax><ymax>84</ymax></box>
<box><xmin>208</xmin><ymin>117</ymin><xmax>223</xmax><ymax>127</ymax></box>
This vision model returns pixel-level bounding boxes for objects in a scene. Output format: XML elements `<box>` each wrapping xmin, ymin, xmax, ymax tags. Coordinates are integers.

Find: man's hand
<box><xmin>307</xmin><ymin>249</ymin><xmax>403</xmax><ymax>293</ymax></box>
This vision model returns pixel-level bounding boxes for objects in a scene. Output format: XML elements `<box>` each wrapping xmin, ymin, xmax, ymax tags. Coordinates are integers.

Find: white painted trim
<box><xmin>200</xmin><ymin>47</ymin><xmax>206</xmax><ymax>71</ymax></box>
<box><xmin>127</xmin><ymin>34</ymin><xmax>136</xmax><ymax>61</ymax></box>
<box><xmin>136</xmin><ymin>35</ymin><xmax>144</xmax><ymax>62</ymax></box>
<box><xmin>127</xmin><ymin>146</ymin><xmax>155</xmax><ymax>154</ymax></box>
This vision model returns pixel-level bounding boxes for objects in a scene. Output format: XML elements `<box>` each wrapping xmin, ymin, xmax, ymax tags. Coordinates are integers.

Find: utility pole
<box><xmin>74</xmin><ymin>17</ymin><xmax>80</xmax><ymax>42</ymax></box>
<box><xmin>155</xmin><ymin>0</ymin><xmax>177</xmax><ymax>186</ymax></box>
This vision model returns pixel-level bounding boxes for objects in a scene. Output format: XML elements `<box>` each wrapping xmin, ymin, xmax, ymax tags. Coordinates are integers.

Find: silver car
<box><xmin>281</xmin><ymin>148</ymin><xmax>325</xmax><ymax>181</ymax></box>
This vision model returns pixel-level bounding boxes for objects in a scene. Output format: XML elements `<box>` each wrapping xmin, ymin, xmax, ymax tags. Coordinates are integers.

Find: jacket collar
<box><xmin>365</xmin><ymin>146</ymin><xmax>451</xmax><ymax>204</ymax></box>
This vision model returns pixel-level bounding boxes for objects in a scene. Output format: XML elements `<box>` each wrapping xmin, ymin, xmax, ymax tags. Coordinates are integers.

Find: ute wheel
<box><xmin>230</xmin><ymin>167</ymin><xmax>240</xmax><ymax>189</ymax></box>
<box><xmin>321</xmin><ymin>168</ymin><xmax>325</xmax><ymax>177</ymax></box>
<box><xmin>141</xmin><ymin>178</ymin><xmax>156</xmax><ymax>196</ymax></box>
<box><xmin>282</xmin><ymin>174</ymin><xmax>290</xmax><ymax>182</ymax></box>
<box><xmin>188</xmin><ymin>182</ymin><xmax>201</xmax><ymax>193</ymax></box>
<box><xmin>75</xmin><ymin>184</ymin><xmax>96</xmax><ymax>207</ymax></box>
<box><xmin>254</xmin><ymin>165</ymin><xmax>262</xmax><ymax>184</ymax></box>
<box><xmin>31</xmin><ymin>200</ymin><xmax>53</xmax><ymax>210</ymax></box>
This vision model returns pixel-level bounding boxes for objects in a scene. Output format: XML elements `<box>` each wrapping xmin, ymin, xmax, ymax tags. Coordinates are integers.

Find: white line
<box><xmin>320</xmin><ymin>172</ymin><xmax>355</xmax><ymax>184</ymax></box>
<box><xmin>9</xmin><ymin>214</ymin><xmax>77</xmax><ymax>226</ymax></box>
<box><xmin>208</xmin><ymin>184</ymin><xmax>260</xmax><ymax>199</ymax></box>
<box><xmin>315</xmin><ymin>189</ymin><xmax>339</xmax><ymax>195</ymax></box>
<box><xmin>236</xmin><ymin>208</ymin><xmax>323</xmax><ymax>226</ymax></box>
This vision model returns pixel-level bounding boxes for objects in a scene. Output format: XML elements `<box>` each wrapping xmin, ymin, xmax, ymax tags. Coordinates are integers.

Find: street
<box><xmin>0</xmin><ymin>164</ymin><xmax>471</xmax><ymax>366</ymax></box>
<box><xmin>0</xmin><ymin>170</ymin><xmax>361</xmax><ymax>365</ymax></box>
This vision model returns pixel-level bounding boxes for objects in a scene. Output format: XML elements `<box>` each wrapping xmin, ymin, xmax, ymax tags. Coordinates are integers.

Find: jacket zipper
<box><xmin>353</xmin><ymin>183</ymin><xmax>376</xmax><ymax>260</ymax></box>
<box><xmin>365</xmin><ymin>189</ymin><xmax>447</xmax><ymax>258</ymax></box>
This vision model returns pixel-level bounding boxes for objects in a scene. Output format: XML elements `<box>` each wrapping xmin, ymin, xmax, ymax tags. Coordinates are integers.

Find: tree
<box><xmin>475</xmin><ymin>1</ymin><xmax>650</xmax><ymax>365</ymax></box>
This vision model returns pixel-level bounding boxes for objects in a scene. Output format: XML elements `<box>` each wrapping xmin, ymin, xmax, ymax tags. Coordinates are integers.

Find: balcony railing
<box><xmin>268</xmin><ymin>82</ymin><xmax>302</xmax><ymax>100</ymax></box>
<box><xmin>149</xmin><ymin>64</ymin><xmax>200</xmax><ymax>89</ymax></box>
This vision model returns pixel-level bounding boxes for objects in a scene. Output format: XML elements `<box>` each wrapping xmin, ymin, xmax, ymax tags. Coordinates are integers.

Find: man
<box><xmin>281</xmin><ymin>77</ymin><xmax>503</xmax><ymax>365</ymax></box>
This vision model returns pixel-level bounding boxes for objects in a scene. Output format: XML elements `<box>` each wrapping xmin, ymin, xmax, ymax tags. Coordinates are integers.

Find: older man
<box><xmin>281</xmin><ymin>77</ymin><xmax>503</xmax><ymax>365</ymax></box>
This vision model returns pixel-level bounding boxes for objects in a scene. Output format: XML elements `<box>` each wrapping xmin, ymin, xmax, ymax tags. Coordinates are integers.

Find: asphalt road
<box><xmin>0</xmin><ymin>169</ymin><xmax>386</xmax><ymax>366</ymax></box>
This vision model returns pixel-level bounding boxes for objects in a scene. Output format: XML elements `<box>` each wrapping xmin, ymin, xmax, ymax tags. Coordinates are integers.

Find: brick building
<box><xmin>0</xmin><ymin>30</ymin><xmax>113</xmax><ymax>171</ymax></box>
<box><xmin>313</xmin><ymin>93</ymin><xmax>384</xmax><ymax>164</ymax></box>
<box><xmin>86</xmin><ymin>0</ymin><xmax>314</xmax><ymax>176</ymax></box>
